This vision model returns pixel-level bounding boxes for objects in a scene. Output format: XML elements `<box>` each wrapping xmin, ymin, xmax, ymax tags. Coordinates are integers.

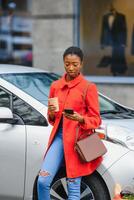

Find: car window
<box><xmin>0</xmin><ymin>72</ymin><xmax>60</xmax><ymax>105</ymax></box>
<box><xmin>98</xmin><ymin>94</ymin><xmax>134</xmax><ymax>119</ymax></box>
<box><xmin>13</xmin><ymin>95</ymin><xmax>48</xmax><ymax>126</ymax></box>
<box><xmin>99</xmin><ymin>95</ymin><xmax>116</xmax><ymax>112</ymax></box>
<box><xmin>0</xmin><ymin>87</ymin><xmax>11</xmax><ymax>108</ymax></box>
<box><xmin>0</xmin><ymin>86</ymin><xmax>48</xmax><ymax>126</ymax></box>
<box><xmin>1</xmin><ymin>73</ymin><xmax>133</xmax><ymax>119</ymax></box>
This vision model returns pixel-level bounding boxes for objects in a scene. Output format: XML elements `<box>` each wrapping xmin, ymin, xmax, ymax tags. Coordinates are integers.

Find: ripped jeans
<box><xmin>37</xmin><ymin>125</ymin><xmax>81</xmax><ymax>200</ymax></box>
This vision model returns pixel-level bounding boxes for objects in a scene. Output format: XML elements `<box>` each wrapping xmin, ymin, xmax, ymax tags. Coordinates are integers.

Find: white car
<box><xmin>0</xmin><ymin>64</ymin><xmax>134</xmax><ymax>200</ymax></box>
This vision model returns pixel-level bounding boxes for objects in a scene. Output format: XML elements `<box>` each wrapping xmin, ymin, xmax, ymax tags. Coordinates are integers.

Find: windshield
<box><xmin>99</xmin><ymin>95</ymin><xmax>134</xmax><ymax>119</ymax></box>
<box><xmin>0</xmin><ymin>72</ymin><xmax>60</xmax><ymax>105</ymax></box>
<box><xmin>99</xmin><ymin>95</ymin><xmax>116</xmax><ymax>112</ymax></box>
<box><xmin>1</xmin><ymin>72</ymin><xmax>134</xmax><ymax>119</ymax></box>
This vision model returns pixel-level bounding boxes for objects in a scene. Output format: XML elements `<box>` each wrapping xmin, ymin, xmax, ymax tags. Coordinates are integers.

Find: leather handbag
<box><xmin>75</xmin><ymin>131</ymin><xmax>107</xmax><ymax>162</ymax></box>
<box><xmin>74</xmin><ymin>82</ymin><xmax>107</xmax><ymax>162</ymax></box>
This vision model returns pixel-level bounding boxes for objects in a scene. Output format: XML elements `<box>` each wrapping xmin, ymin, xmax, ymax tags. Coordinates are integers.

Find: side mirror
<box><xmin>0</xmin><ymin>107</ymin><xmax>17</xmax><ymax>124</ymax></box>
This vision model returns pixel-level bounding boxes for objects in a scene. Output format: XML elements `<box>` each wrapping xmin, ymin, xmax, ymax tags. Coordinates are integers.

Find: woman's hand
<box><xmin>48</xmin><ymin>104</ymin><xmax>56</xmax><ymax>120</ymax></box>
<box><xmin>63</xmin><ymin>111</ymin><xmax>84</xmax><ymax>123</ymax></box>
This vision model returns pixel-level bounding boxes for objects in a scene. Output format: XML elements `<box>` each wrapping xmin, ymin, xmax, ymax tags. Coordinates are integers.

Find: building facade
<box><xmin>32</xmin><ymin>0</ymin><xmax>79</xmax><ymax>74</ymax></box>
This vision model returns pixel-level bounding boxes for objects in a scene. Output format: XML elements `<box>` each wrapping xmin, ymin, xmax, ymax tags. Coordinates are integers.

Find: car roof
<box><xmin>0</xmin><ymin>64</ymin><xmax>48</xmax><ymax>74</ymax></box>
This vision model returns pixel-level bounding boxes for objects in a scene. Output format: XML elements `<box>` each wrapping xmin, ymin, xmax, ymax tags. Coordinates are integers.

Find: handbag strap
<box><xmin>82</xmin><ymin>81</ymin><xmax>90</xmax><ymax>102</ymax></box>
<box><xmin>75</xmin><ymin>81</ymin><xmax>90</xmax><ymax>144</ymax></box>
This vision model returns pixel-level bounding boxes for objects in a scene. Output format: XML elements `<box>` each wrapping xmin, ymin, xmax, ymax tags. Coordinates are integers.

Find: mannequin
<box><xmin>99</xmin><ymin>4</ymin><xmax>127</xmax><ymax>76</ymax></box>
<box><xmin>108</xmin><ymin>4</ymin><xmax>117</xmax><ymax>29</ymax></box>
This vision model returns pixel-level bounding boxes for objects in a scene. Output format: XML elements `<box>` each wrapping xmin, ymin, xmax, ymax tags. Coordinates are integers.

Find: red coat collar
<box><xmin>60</xmin><ymin>73</ymin><xmax>84</xmax><ymax>89</ymax></box>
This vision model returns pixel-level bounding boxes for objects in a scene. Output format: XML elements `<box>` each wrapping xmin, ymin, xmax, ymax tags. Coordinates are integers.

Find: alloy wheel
<box><xmin>50</xmin><ymin>177</ymin><xmax>95</xmax><ymax>200</ymax></box>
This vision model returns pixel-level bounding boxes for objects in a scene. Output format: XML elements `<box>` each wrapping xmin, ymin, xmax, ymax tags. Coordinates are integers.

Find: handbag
<box><xmin>74</xmin><ymin>82</ymin><xmax>107</xmax><ymax>162</ymax></box>
<box><xmin>75</xmin><ymin>131</ymin><xmax>107</xmax><ymax>162</ymax></box>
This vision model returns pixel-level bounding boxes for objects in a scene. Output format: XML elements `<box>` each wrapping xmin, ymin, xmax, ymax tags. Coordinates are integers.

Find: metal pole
<box><xmin>73</xmin><ymin>0</ymin><xmax>80</xmax><ymax>47</ymax></box>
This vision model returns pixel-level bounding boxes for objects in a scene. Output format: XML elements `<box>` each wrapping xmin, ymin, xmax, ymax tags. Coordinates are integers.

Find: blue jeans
<box><xmin>37</xmin><ymin>125</ymin><xmax>81</xmax><ymax>200</ymax></box>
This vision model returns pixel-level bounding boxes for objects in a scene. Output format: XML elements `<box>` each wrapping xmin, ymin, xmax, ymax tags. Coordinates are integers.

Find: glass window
<box><xmin>13</xmin><ymin>95</ymin><xmax>48</xmax><ymax>126</ymax></box>
<box><xmin>0</xmin><ymin>87</ymin><xmax>11</xmax><ymax>108</ymax></box>
<box><xmin>80</xmin><ymin>0</ymin><xmax>134</xmax><ymax>77</ymax></box>
<box><xmin>99</xmin><ymin>95</ymin><xmax>116</xmax><ymax>112</ymax></box>
<box><xmin>0</xmin><ymin>0</ymin><xmax>32</xmax><ymax>67</ymax></box>
<box><xmin>99</xmin><ymin>94</ymin><xmax>129</xmax><ymax>113</ymax></box>
<box><xmin>0</xmin><ymin>72</ymin><xmax>60</xmax><ymax>105</ymax></box>
<box><xmin>0</xmin><ymin>40</ymin><xmax>7</xmax><ymax>49</ymax></box>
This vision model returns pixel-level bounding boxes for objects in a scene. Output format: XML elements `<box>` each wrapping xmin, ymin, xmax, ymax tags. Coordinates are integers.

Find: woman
<box><xmin>37</xmin><ymin>46</ymin><xmax>102</xmax><ymax>200</ymax></box>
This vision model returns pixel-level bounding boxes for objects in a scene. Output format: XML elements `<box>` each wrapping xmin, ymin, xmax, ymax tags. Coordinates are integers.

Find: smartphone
<box><xmin>64</xmin><ymin>109</ymin><xmax>74</xmax><ymax>114</ymax></box>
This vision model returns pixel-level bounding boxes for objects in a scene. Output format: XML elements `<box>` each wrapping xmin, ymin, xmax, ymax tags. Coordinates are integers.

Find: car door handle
<box><xmin>33</xmin><ymin>140</ymin><xmax>40</xmax><ymax>145</ymax></box>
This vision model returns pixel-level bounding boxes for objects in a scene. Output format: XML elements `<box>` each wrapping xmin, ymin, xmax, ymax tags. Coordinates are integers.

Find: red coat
<box><xmin>47</xmin><ymin>73</ymin><xmax>102</xmax><ymax>178</ymax></box>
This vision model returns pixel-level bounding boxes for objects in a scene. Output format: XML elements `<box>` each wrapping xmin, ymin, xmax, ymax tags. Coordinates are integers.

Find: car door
<box><xmin>11</xmin><ymin>93</ymin><xmax>50</xmax><ymax>199</ymax></box>
<box><xmin>0</xmin><ymin>87</ymin><xmax>26</xmax><ymax>200</ymax></box>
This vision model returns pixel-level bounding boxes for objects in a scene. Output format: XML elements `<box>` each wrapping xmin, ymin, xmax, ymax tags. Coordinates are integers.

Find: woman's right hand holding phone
<box><xmin>63</xmin><ymin>109</ymin><xmax>84</xmax><ymax>123</ymax></box>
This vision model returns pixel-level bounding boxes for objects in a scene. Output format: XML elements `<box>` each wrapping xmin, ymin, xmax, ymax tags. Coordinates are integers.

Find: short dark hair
<box><xmin>63</xmin><ymin>46</ymin><xmax>84</xmax><ymax>62</ymax></box>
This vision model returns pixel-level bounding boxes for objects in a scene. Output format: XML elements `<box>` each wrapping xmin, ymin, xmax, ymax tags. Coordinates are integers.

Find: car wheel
<box><xmin>50</xmin><ymin>171</ymin><xmax>110</xmax><ymax>200</ymax></box>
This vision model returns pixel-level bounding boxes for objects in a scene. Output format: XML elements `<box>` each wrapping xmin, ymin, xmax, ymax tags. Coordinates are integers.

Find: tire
<box><xmin>50</xmin><ymin>170</ymin><xmax>111</xmax><ymax>200</ymax></box>
<box><xmin>82</xmin><ymin>171</ymin><xmax>111</xmax><ymax>200</ymax></box>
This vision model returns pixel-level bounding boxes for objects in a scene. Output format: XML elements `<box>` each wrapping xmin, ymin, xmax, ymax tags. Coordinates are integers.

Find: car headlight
<box><xmin>95</xmin><ymin>124</ymin><xmax>134</xmax><ymax>150</ymax></box>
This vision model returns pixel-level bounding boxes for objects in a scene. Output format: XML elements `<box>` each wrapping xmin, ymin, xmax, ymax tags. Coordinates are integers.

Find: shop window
<box><xmin>80</xmin><ymin>0</ymin><xmax>134</xmax><ymax>77</ymax></box>
<box><xmin>0</xmin><ymin>0</ymin><xmax>33</xmax><ymax>67</ymax></box>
